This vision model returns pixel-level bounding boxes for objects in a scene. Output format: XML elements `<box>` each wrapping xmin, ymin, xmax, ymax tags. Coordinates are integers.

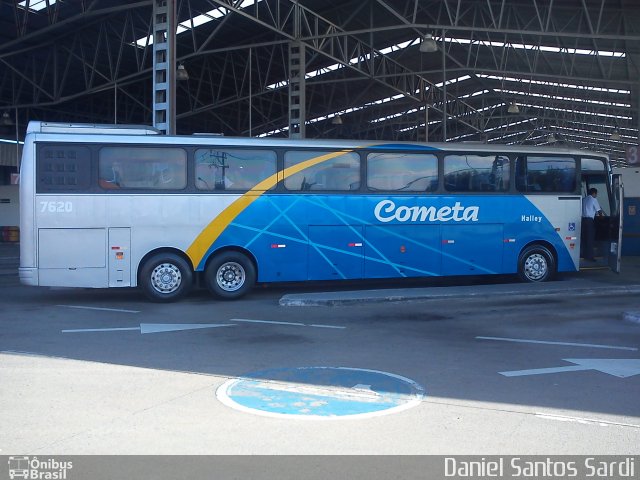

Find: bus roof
<box><xmin>25</xmin><ymin>121</ymin><xmax>608</xmax><ymax>159</ymax></box>
<box><xmin>27</xmin><ymin>121</ymin><xmax>160</xmax><ymax>136</ymax></box>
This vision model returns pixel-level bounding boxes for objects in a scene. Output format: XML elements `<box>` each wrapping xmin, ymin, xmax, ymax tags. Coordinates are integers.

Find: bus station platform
<box><xmin>279</xmin><ymin>257</ymin><xmax>640</xmax><ymax>310</ymax></box>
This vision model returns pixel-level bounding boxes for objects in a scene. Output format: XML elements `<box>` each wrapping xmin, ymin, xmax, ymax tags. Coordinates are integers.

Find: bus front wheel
<box><xmin>517</xmin><ymin>245</ymin><xmax>556</xmax><ymax>282</ymax></box>
<box><xmin>140</xmin><ymin>253</ymin><xmax>193</xmax><ymax>302</ymax></box>
<box><xmin>205</xmin><ymin>251</ymin><xmax>256</xmax><ymax>300</ymax></box>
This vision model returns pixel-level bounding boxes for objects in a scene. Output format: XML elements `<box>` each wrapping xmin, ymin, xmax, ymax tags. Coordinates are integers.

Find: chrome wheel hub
<box><xmin>524</xmin><ymin>253</ymin><xmax>547</xmax><ymax>281</ymax></box>
<box><xmin>217</xmin><ymin>261</ymin><xmax>245</xmax><ymax>292</ymax></box>
<box><xmin>150</xmin><ymin>263</ymin><xmax>182</xmax><ymax>293</ymax></box>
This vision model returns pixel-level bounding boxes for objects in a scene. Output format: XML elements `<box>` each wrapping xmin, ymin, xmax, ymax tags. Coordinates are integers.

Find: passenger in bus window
<box><xmin>581</xmin><ymin>187</ymin><xmax>603</xmax><ymax>261</ymax></box>
<box><xmin>99</xmin><ymin>161</ymin><xmax>123</xmax><ymax>189</ymax></box>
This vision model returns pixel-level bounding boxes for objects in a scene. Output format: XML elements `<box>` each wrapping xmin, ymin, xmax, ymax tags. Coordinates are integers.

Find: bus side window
<box><xmin>195</xmin><ymin>149</ymin><xmax>276</xmax><ymax>191</ymax></box>
<box><xmin>284</xmin><ymin>151</ymin><xmax>360</xmax><ymax>191</ymax></box>
<box><xmin>99</xmin><ymin>147</ymin><xmax>187</xmax><ymax>190</ymax></box>
<box><xmin>444</xmin><ymin>154</ymin><xmax>509</xmax><ymax>193</ymax></box>
<box><xmin>367</xmin><ymin>152</ymin><xmax>437</xmax><ymax>192</ymax></box>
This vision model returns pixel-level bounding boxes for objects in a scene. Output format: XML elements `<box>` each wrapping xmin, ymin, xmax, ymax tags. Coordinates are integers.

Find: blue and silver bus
<box><xmin>19</xmin><ymin>121</ymin><xmax>623</xmax><ymax>302</ymax></box>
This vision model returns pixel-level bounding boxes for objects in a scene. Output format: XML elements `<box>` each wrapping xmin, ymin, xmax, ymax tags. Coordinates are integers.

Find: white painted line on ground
<box><xmin>61</xmin><ymin>319</ymin><xmax>343</xmax><ymax>335</ymax></box>
<box><xmin>231</xmin><ymin>318</ymin><xmax>345</xmax><ymax>329</ymax></box>
<box><xmin>57</xmin><ymin>305</ymin><xmax>141</xmax><ymax>314</ymax></box>
<box><xmin>231</xmin><ymin>318</ymin><xmax>305</xmax><ymax>326</ymax></box>
<box><xmin>500</xmin><ymin>358</ymin><xmax>640</xmax><ymax>378</ymax></box>
<box><xmin>62</xmin><ymin>323</ymin><xmax>236</xmax><ymax>334</ymax></box>
<box><xmin>62</xmin><ymin>327</ymin><xmax>141</xmax><ymax>333</ymax></box>
<box><xmin>476</xmin><ymin>336</ymin><xmax>637</xmax><ymax>351</ymax></box>
<box><xmin>535</xmin><ymin>412</ymin><xmax>640</xmax><ymax>429</ymax></box>
<box><xmin>500</xmin><ymin>365</ymin><xmax>588</xmax><ymax>377</ymax></box>
<box><xmin>139</xmin><ymin>323</ymin><xmax>235</xmax><ymax>334</ymax></box>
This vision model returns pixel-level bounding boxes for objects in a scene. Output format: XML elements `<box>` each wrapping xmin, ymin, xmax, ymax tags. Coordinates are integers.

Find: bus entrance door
<box><xmin>608</xmin><ymin>174</ymin><xmax>623</xmax><ymax>273</ymax></box>
<box><xmin>108</xmin><ymin>227</ymin><xmax>131</xmax><ymax>287</ymax></box>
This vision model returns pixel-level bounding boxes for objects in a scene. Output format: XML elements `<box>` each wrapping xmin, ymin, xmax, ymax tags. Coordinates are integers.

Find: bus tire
<box><xmin>140</xmin><ymin>253</ymin><xmax>193</xmax><ymax>302</ymax></box>
<box><xmin>517</xmin><ymin>245</ymin><xmax>556</xmax><ymax>282</ymax></box>
<box><xmin>205</xmin><ymin>251</ymin><xmax>256</xmax><ymax>300</ymax></box>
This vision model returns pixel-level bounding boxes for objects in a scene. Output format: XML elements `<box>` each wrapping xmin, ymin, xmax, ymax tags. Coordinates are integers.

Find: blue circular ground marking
<box><xmin>216</xmin><ymin>366</ymin><xmax>425</xmax><ymax>419</ymax></box>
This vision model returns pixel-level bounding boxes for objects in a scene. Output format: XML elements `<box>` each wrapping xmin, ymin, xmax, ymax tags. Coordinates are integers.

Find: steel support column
<box><xmin>152</xmin><ymin>0</ymin><xmax>176</xmax><ymax>134</ymax></box>
<box><xmin>288</xmin><ymin>41</ymin><xmax>306</xmax><ymax>139</ymax></box>
<box><xmin>442</xmin><ymin>28</ymin><xmax>447</xmax><ymax>142</ymax></box>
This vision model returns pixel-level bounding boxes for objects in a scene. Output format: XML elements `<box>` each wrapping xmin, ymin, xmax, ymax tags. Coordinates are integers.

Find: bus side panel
<box><xmin>523</xmin><ymin>195</ymin><xmax>580</xmax><ymax>272</ymax></box>
<box><xmin>194</xmin><ymin>191</ymin><xmax>578</xmax><ymax>284</ymax></box>
<box><xmin>364</xmin><ymin>224</ymin><xmax>441</xmax><ymax>278</ymax></box>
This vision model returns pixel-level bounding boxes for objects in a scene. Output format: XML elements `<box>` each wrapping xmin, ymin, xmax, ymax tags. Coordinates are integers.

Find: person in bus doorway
<box><xmin>582</xmin><ymin>187</ymin><xmax>603</xmax><ymax>261</ymax></box>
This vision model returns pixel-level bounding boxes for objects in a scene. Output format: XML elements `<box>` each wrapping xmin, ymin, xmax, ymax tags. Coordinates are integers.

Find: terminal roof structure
<box><xmin>1</xmin><ymin>0</ymin><xmax>638</xmax><ymax>166</ymax></box>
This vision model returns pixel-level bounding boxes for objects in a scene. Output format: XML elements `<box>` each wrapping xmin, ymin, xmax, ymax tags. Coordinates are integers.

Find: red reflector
<box><xmin>111</xmin><ymin>246</ymin><xmax>120</xmax><ymax>250</ymax></box>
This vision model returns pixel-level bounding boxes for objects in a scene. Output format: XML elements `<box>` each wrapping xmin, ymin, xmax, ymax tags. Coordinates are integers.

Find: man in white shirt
<box><xmin>582</xmin><ymin>188</ymin><xmax>603</xmax><ymax>261</ymax></box>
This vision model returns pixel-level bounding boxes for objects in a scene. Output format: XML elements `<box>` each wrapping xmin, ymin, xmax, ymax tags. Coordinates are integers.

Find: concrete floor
<box><xmin>1</xmin><ymin>242</ymin><xmax>639</xmax><ymax>459</ymax></box>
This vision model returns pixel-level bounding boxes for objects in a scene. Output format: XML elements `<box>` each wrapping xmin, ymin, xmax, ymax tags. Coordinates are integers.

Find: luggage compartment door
<box><xmin>308</xmin><ymin>225</ymin><xmax>364</xmax><ymax>280</ymax></box>
<box><xmin>38</xmin><ymin>228</ymin><xmax>107</xmax><ymax>287</ymax></box>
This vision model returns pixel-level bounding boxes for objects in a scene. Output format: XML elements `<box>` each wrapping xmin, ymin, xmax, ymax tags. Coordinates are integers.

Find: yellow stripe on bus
<box><xmin>186</xmin><ymin>150</ymin><xmax>354</xmax><ymax>268</ymax></box>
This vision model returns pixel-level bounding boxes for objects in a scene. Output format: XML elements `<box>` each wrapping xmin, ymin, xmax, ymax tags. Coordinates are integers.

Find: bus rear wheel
<box><xmin>518</xmin><ymin>245</ymin><xmax>556</xmax><ymax>282</ymax></box>
<box><xmin>205</xmin><ymin>251</ymin><xmax>256</xmax><ymax>300</ymax></box>
<box><xmin>140</xmin><ymin>253</ymin><xmax>193</xmax><ymax>302</ymax></box>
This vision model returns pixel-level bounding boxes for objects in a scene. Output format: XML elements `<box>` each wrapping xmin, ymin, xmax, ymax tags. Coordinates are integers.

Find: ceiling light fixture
<box><xmin>507</xmin><ymin>102</ymin><xmax>520</xmax><ymax>114</ymax></box>
<box><xmin>610</xmin><ymin>128</ymin><xmax>621</xmax><ymax>141</ymax></box>
<box><xmin>176</xmin><ymin>63</ymin><xmax>190</xmax><ymax>81</ymax></box>
<box><xmin>1</xmin><ymin>112</ymin><xmax>14</xmax><ymax>126</ymax></box>
<box><xmin>419</xmin><ymin>33</ymin><xmax>438</xmax><ymax>53</ymax></box>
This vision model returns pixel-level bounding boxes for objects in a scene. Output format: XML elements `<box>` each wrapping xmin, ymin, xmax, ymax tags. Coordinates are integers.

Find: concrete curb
<box><xmin>280</xmin><ymin>284</ymin><xmax>640</xmax><ymax>307</ymax></box>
